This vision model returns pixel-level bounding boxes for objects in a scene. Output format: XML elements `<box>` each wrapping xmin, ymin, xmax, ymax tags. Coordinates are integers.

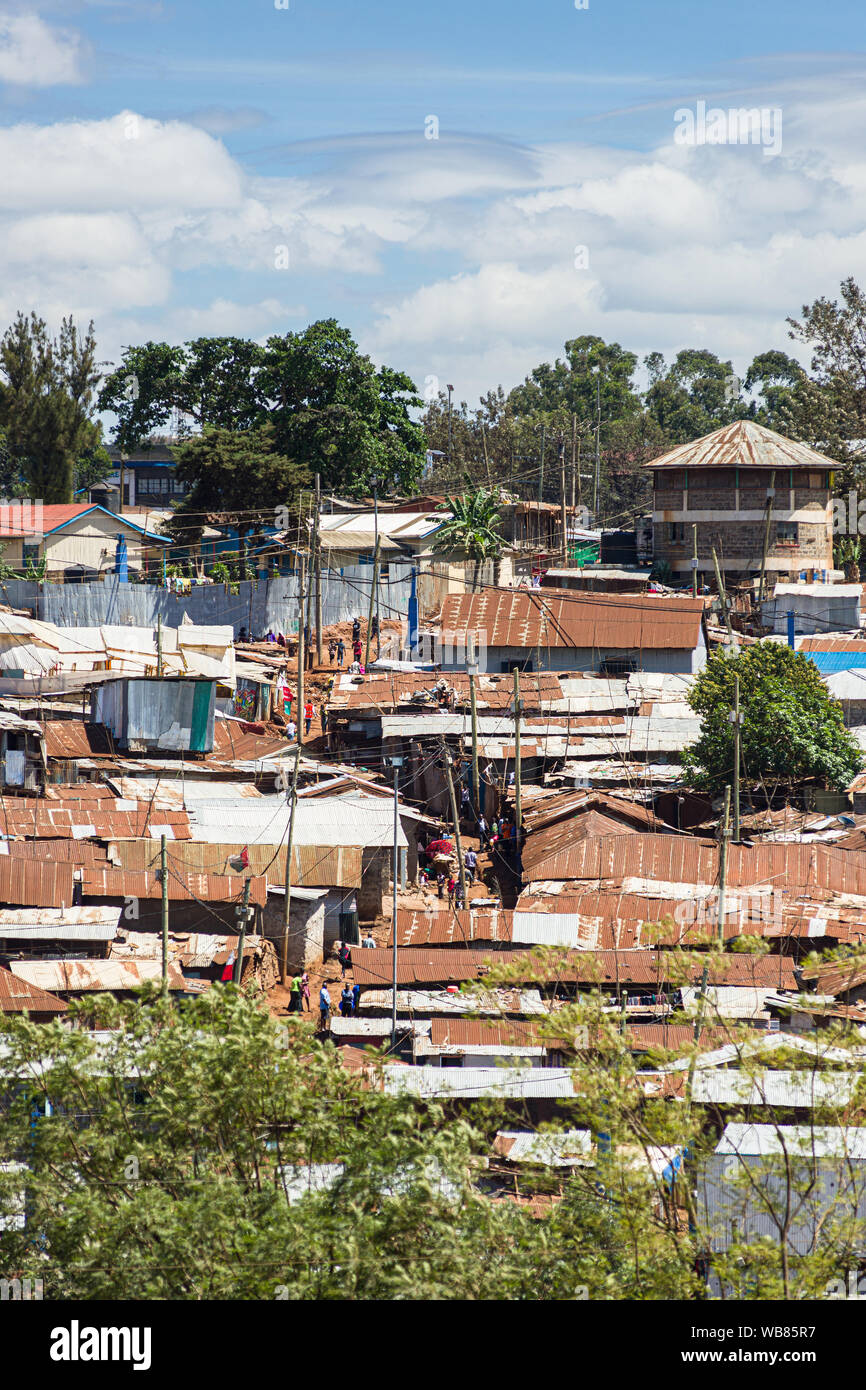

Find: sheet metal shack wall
<box><xmin>0</xmin><ymin>568</ymin><xmax>412</xmax><ymax>637</ymax></box>
<box><xmin>699</xmin><ymin>1153</ymin><xmax>866</xmax><ymax>1255</ymax></box>
<box><xmin>93</xmin><ymin>680</ymin><xmax>215</xmax><ymax>752</ymax></box>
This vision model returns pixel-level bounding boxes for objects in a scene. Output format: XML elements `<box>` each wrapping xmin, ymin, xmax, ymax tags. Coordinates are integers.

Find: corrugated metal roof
<box><xmin>383</xmin><ymin>1067</ymin><xmax>577</xmax><ymax>1099</ymax></box>
<box><xmin>107</xmin><ymin>838</ymin><xmax>362</xmax><ymax>888</ymax></box>
<box><xmin>0</xmin><ymin>803</ymin><xmax>190</xmax><ymax>841</ymax></box>
<box><xmin>692</xmin><ymin>1070</ymin><xmax>854</xmax><ymax>1108</ymax></box>
<box><xmin>439</xmin><ymin>588</ymin><xmax>704</xmax><ymax>652</ymax></box>
<box><xmin>716</xmin><ymin>1124</ymin><xmax>866</xmax><ymax>1159</ymax></box>
<box><xmin>1</xmin><ymin>837</ymin><xmax>108</xmax><ymax>863</ymax></box>
<box><xmin>358</xmin><ymin>987</ymin><xmax>547</xmax><ymax>1016</ymax></box>
<box><xmin>429</xmin><ymin>1018</ymin><xmax>548</xmax><ymax>1048</ymax></box>
<box><xmin>0</xmin><ymin>963</ymin><xmax>67</xmax><ymax>1013</ymax></box>
<box><xmin>0</xmin><ymin>857</ymin><xmax>75</xmax><ymax>907</ymax></box>
<box><xmin>493</xmin><ymin>1130</ymin><xmax>592</xmax><ymax>1165</ymax></box>
<box><xmin>648</xmin><ymin>420</ymin><xmax>838</xmax><ymax>472</ymax></box>
<box><xmin>392</xmin><ymin>908</ymin><xmax>514</xmax><ymax>947</ymax></box>
<box><xmin>41</xmin><ymin>720</ymin><xmax>113</xmax><ymax>758</ymax></box>
<box><xmin>188</xmin><ymin>797</ymin><xmax>407</xmax><ymax>850</ymax></box>
<box><xmin>9</xmin><ymin>958</ymin><xmax>206</xmax><ymax>993</ymax></box>
<box><xmin>81</xmin><ymin>866</ymin><xmax>268</xmax><ymax>906</ymax></box>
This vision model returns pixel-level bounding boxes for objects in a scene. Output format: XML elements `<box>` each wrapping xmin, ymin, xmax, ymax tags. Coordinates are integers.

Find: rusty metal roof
<box><xmin>647</xmin><ymin>420</ymin><xmax>838</xmax><ymax>472</ymax></box>
<box><xmin>0</xmin><ymin>963</ymin><xmax>67</xmax><ymax>1013</ymax></box>
<box><xmin>391</xmin><ymin>908</ymin><xmax>514</xmax><ymax>947</ymax></box>
<box><xmin>212</xmin><ymin>720</ymin><xmax>295</xmax><ymax>761</ymax></box>
<box><xmin>799</xmin><ymin>637</ymin><xmax>866</xmax><ymax>652</ymax></box>
<box><xmin>439</xmin><ymin>588</ymin><xmax>705</xmax><ymax>652</ymax></box>
<box><xmin>81</xmin><ymin>866</ymin><xmax>268</xmax><ymax>906</ymax></box>
<box><xmin>9</xmin><ymin>958</ymin><xmax>206</xmax><ymax>993</ymax></box>
<box><xmin>2</xmin><ymin>838</ymin><xmax>108</xmax><ymax>863</ymax></box>
<box><xmin>429</xmin><ymin>1018</ymin><xmax>550</xmax><ymax>1048</ymax></box>
<box><xmin>0</xmin><ymin>857</ymin><xmax>75</xmax><ymax>907</ymax></box>
<box><xmin>523</xmin><ymin>832</ymin><xmax>866</xmax><ymax>896</ymax></box>
<box><xmin>106</xmin><ymin>838</ymin><xmax>362</xmax><ymax>887</ymax></box>
<box><xmin>42</xmin><ymin>720</ymin><xmax>114</xmax><ymax>758</ymax></box>
<box><xmin>0</xmin><ymin>802</ymin><xmax>191</xmax><ymax>840</ymax></box>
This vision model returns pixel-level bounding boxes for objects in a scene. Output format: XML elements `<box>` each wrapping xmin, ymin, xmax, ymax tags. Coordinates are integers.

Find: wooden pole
<box><xmin>160</xmin><ymin>834</ymin><xmax>169</xmax><ymax>998</ymax></box>
<box><xmin>758</xmin><ymin>469</ymin><xmax>777</xmax><ymax>606</ymax></box>
<box><xmin>364</xmin><ymin>537</ymin><xmax>381</xmax><ymax>670</ymax></box>
<box><xmin>314</xmin><ymin>472</ymin><xmax>323</xmax><ymax>666</ymax></box>
<box><xmin>441</xmin><ymin>737</ymin><xmax>467</xmax><ymax>904</ymax></box>
<box><xmin>233</xmin><ymin>876</ymin><xmax>252</xmax><ymax>985</ymax></box>
<box><xmin>513</xmin><ymin>667</ymin><xmax>522</xmax><ymax>838</ymax></box>
<box><xmin>469</xmin><ymin>670</ymin><xmax>480</xmax><ymax>819</ymax></box>
<box><xmin>297</xmin><ymin>553</ymin><xmax>305</xmax><ymax>744</ymax></box>
<box><xmin>733</xmin><ymin>679</ymin><xmax>741</xmax><ymax>843</ymax></box>
<box><xmin>559</xmin><ymin>435</ymin><xmax>568</xmax><ymax>566</ymax></box>
<box><xmin>692</xmin><ymin>523</ymin><xmax>698</xmax><ymax>599</ymax></box>
<box><xmin>280</xmin><ymin>744</ymin><xmax>302</xmax><ymax>985</ymax></box>
<box><xmin>712</xmin><ymin>547</ymin><xmax>735</xmax><ymax>646</ymax></box>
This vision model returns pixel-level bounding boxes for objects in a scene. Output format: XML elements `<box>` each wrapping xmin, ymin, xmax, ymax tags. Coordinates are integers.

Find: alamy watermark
<box><xmin>674</xmin><ymin>101</ymin><xmax>782</xmax><ymax>157</ymax></box>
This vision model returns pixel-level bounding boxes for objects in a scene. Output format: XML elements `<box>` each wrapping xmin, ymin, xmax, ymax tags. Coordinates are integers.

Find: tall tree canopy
<box><xmin>0</xmin><ymin>313</ymin><xmax>103</xmax><ymax>503</ymax></box>
<box><xmin>99</xmin><ymin>320</ymin><xmax>426</xmax><ymax>499</ymax></box>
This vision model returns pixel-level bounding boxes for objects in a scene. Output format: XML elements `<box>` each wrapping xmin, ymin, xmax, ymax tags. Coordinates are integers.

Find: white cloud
<box><xmin>0</xmin><ymin>11</ymin><xmax>85</xmax><ymax>86</ymax></box>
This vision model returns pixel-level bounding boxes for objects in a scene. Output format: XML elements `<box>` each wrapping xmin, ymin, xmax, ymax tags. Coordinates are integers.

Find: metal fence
<box><xmin>0</xmin><ymin>565</ymin><xmax>412</xmax><ymax>637</ymax></box>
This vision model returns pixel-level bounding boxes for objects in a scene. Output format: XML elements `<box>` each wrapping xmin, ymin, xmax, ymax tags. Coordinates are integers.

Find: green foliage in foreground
<box><xmin>0</xmin><ymin>963</ymin><xmax>864</xmax><ymax>1301</ymax></box>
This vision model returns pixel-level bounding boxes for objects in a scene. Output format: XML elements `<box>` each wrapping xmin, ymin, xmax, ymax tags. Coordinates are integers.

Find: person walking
<box><xmin>436</xmin><ymin>871</ymin><xmax>445</xmax><ymax>900</ymax></box>
<box><xmin>303</xmin><ymin>699</ymin><xmax>314</xmax><ymax>736</ymax></box>
<box><xmin>340</xmin><ymin>984</ymin><xmax>354</xmax><ymax>1017</ymax></box>
<box><xmin>319</xmin><ymin>983</ymin><xmax>331</xmax><ymax>1030</ymax></box>
<box><xmin>447</xmin><ymin>875</ymin><xmax>456</xmax><ymax>906</ymax></box>
<box><xmin>362</xmin><ymin>932</ymin><xmax>376</xmax><ymax>949</ymax></box>
<box><xmin>301</xmin><ymin>972</ymin><xmax>310</xmax><ymax>1011</ymax></box>
<box><xmin>328</xmin><ymin>639</ymin><xmax>336</xmax><ymax>665</ymax></box>
<box><xmin>287</xmin><ymin>717</ymin><xmax>297</xmax><ymax>742</ymax></box>
<box><xmin>352</xmin><ymin>638</ymin><xmax>363</xmax><ymax>664</ymax></box>
<box><xmin>477</xmin><ymin>814</ymin><xmax>487</xmax><ymax>848</ymax></box>
<box><xmin>289</xmin><ymin>973</ymin><xmax>302</xmax><ymax>1013</ymax></box>
<box><xmin>337</xmin><ymin>638</ymin><xmax>345</xmax><ymax>666</ymax></box>
<box><xmin>352</xmin><ymin>617</ymin><xmax>361</xmax><ymax>645</ymax></box>
<box><xmin>338</xmin><ymin>940</ymin><xmax>352</xmax><ymax>976</ymax></box>
<box><xmin>465</xmin><ymin>847</ymin><xmax>477</xmax><ymax>885</ymax></box>
<box><xmin>352</xmin><ymin>982</ymin><xmax>361</xmax><ymax>1016</ymax></box>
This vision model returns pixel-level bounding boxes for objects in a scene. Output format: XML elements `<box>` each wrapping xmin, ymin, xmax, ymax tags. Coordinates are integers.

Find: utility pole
<box><xmin>559</xmin><ymin>434</ymin><xmax>568</xmax><ymax>566</ymax></box>
<box><xmin>571</xmin><ymin>413</ymin><xmax>578</xmax><ymax>512</ymax></box>
<box><xmin>160</xmin><ymin>834</ymin><xmax>169</xmax><ymax>998</ymax></box>
<box><xmin>712</xmin><ymin>547</ymin><xmax>735</xmax><ymax>646</ymax></box>
<box><xmin>691</xmin><ymin>785</ymin><xmax>730</xmax><ymax>1047</ymax></box>
<box><xmin>538</xmin><ymin>423</ymin><xmax>546</xmax><ymax>554</ymax></box>
<box><xmin>233</xmin><ymin>876</ymin><xmax>252</xmax><ymax>985</ymax></box>
<box><xmin>364</xmin><ymin>536</ymin><xmax>381</xmax><ymax>670</ymax></box>
<box><xmin>157</xmin><ymin>613</ymin><xmax>163</xmax><ymax>678</ymax></box>
<box><xmin>314</xmin><ymin>472</ymin><xmax>323</xmax><ymax>666</ymax></box>
<box><xmin>372</xmin><ymin>480</ymin><xmax>381</xmax><ymax>659</ymax></box>
<box><xmin>296</xmin><ymin>553</ymin><xmax>305</xmax><ymax>745</ymax></box>
<box><xmin>446</xmin><ymin>384</ymin><xmax>454</xmax><ymax>468</ymax></box>
<box><xmin>758</xmin><ymin>469</ymin><xmax>777</xmax><ymax>607</ymax></box>
<box><xmin>441</xmin><ymin>737</ymin><xmax>467</xmax><ymax>904</ymax></box>
<box><xmin>593</xmin><ymin>372</ymin><xmax>601</xmax><ymax>520</ymax></box>
<box><xmin>732</xmin><ymin>678</ymin><xmax>741</xmax><ymax>843</ymax></box>
<box><xmin>692</xmin><ymin>523</ymin><xmax>698</xmax><ymax>599</ymax></box>
<box><xmin>481</xmin><ymin>424</ymin><xmax>492</xmax><ymax>485</ymax></box>
<box><xmin>469</xmin><ymin>667</ymin><xmax>480</xmax><ymax>818</ymax></box>
<box><xmin>280</xmin><ymin>744</ymin><xmax>302</xmax><ymax>986</ymax></box>
<box><xmin>512</xmin><ymin>667</ymin><xmax>523</xmax><ymax>840</ymax></box>
<box><xmin>389</xmin><ymin>755</ymin><xmax>404</xmax><ymax>1047</ymax></box>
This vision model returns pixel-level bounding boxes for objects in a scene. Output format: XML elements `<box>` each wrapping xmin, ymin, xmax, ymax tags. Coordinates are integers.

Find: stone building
<box><xmin>648</xmin><ymin>421</ymin><xmax>834</xmax><ymax>588</ymax></box>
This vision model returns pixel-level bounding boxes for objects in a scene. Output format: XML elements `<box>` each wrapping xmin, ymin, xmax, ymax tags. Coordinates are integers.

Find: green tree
<box><xmin>431</xmin><ymin>487</ymin><xmax>504</xmax><ymax>590</ymax></box>
<box><xmin>170</xmin><ymin>425</ymin><xmax>309</xmax><ymax>580</ymax></box>
<box><xmin>682</xmin><ymin>643</ymin><xmax>861</xmax><ymax>794</ymax></box>
<box><xmin>0</xmin><ymin>313</ymin><xmax>102</xmax><ymax>503</ymax></box>
<box><xmin>258</xmin><ymin>319</ymin><xmax>426</xmax><ymax>497</ymax></box>
<box><xmin>643</xmin><ymin>347</ymin><xmax>754</xmax><ymax>447</ymax></box>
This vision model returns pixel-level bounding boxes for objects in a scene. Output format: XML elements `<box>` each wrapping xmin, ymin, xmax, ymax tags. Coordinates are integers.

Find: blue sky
<box><xmin>2</xmin><ymin>0</ymin><xmax>866</xmax><ymax>414</ymax></box>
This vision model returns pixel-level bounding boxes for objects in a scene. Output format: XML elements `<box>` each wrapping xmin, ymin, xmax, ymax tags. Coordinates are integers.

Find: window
<box><xmin>776</xmin><ymin>522</ymin><xmax>798</xmax><ymax>545</ymax></box>
<box><xmin>600</xmin><ymin>656</ymin><xmax>638</xmax><ymax>677</ymax></box>
<box><xmin>22</xmin><ymin>543</ymin><xmax>40</xmax><ymax>564</ymax></box>
<box><xmin>668</xmin><ymin>522</ymin><xmax>686</xmax><ymax>544</ymax></box>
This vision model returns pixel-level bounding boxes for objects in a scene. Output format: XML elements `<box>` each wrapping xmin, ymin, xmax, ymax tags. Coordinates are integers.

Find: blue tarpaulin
<box><xmin>804</xmin><ymin>651</ymin><xmax>866</xmax><ymax>674</ymax></box>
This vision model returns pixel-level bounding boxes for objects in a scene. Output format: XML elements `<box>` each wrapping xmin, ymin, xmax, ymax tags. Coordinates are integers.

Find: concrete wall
<box><xmin>446</xmin><ymin>639</ymin><xmax>705</xmax><ymax>676</ymax></box>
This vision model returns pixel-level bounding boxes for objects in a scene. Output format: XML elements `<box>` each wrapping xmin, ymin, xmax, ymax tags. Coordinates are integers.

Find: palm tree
<box><xmin>835</xmin><ymin>536</ymin><xmax>862</xmax><ymax>583</ymax></box>
<box><xmin>431</xmin><ymin>488</ymin><xmax>503</xmax><ymax>591</ymax></box>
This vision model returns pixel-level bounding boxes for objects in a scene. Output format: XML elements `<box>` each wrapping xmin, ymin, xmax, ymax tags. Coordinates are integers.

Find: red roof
<box><xmin>439</xmin><ymin>588</ymin><xmax>704</xmax><ymax>652</ymax></box>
